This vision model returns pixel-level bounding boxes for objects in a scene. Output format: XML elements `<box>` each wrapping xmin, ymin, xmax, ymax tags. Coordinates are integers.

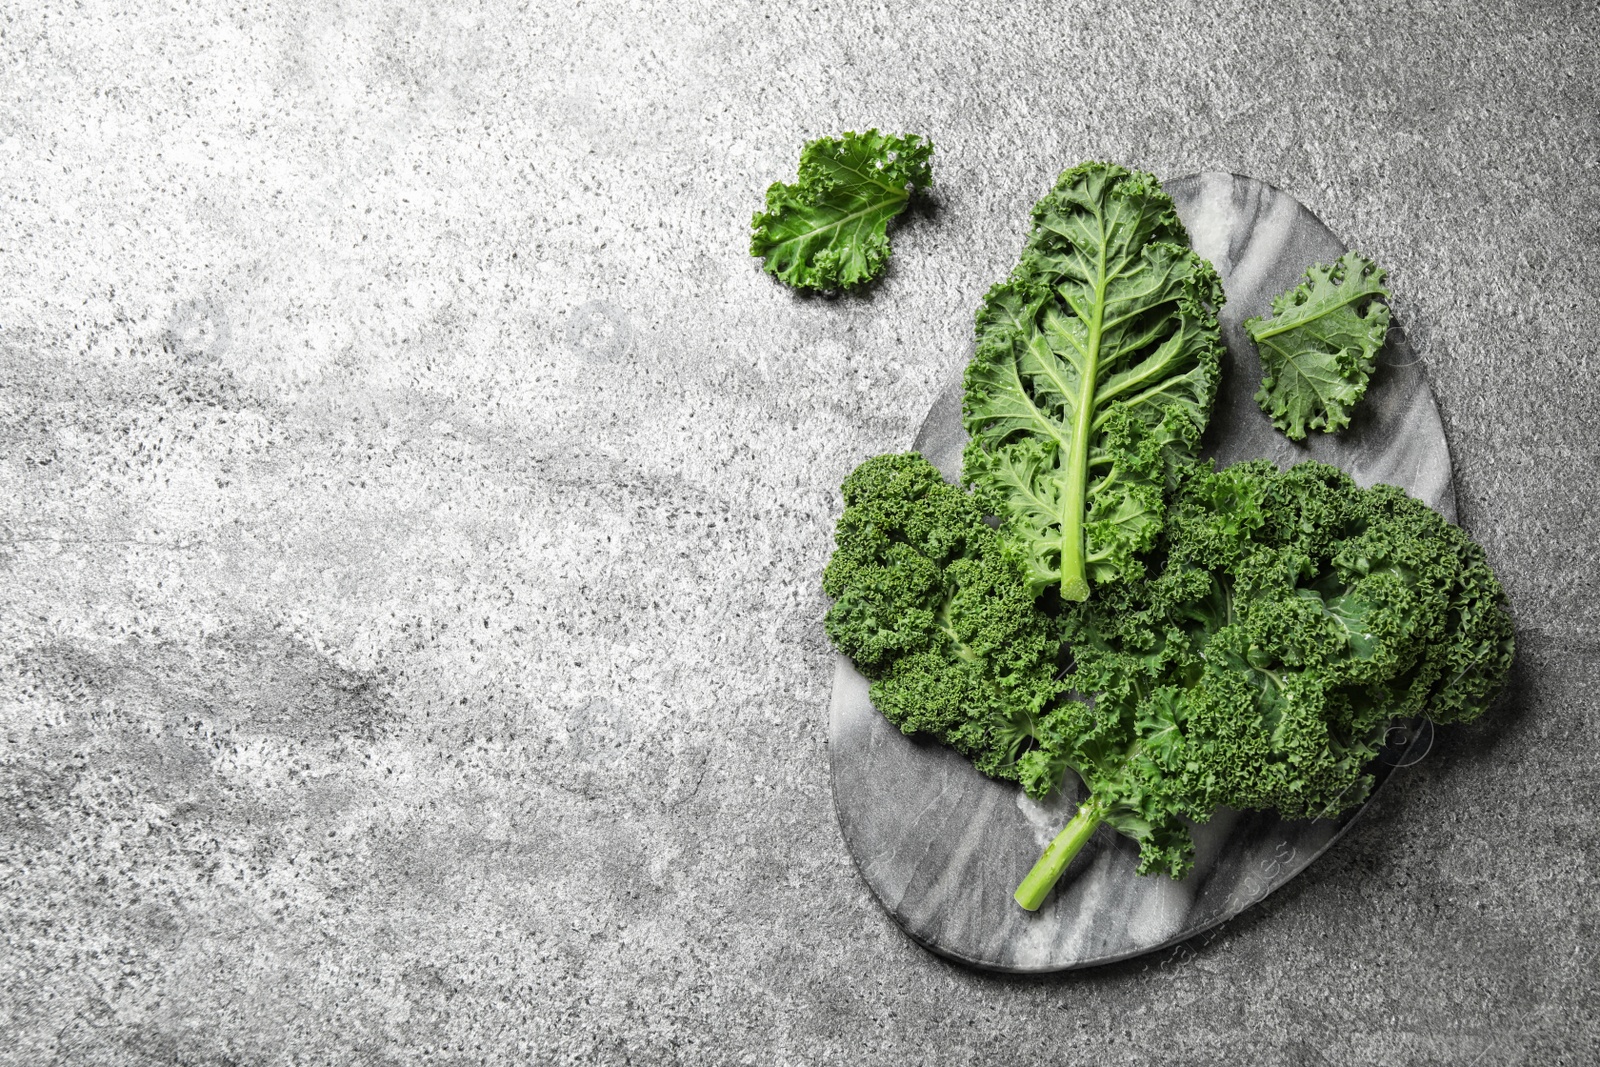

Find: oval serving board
<box><xmin>828</xmin><ymin>172</ymin><xmax>1454</xmax><ymax>972</ymax></box>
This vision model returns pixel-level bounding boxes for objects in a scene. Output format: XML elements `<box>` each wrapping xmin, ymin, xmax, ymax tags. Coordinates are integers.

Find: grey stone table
<box><xmin>3</xmin><ymin>2</ymin><xmax>1596</xmax><ymax>1063</ymax></box>
<box><xmin>830</xmin><ymin>173</ymin><xmax>1454</xmax><ymax>970</ymax></box>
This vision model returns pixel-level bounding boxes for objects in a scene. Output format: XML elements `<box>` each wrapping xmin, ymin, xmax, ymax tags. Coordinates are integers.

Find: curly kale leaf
<box><xmin>963</xmin><ymin>162</ymin><xmax>1224</xmax><ymax>602</ymax></box>
<box><xmin>749</xmin><ymin>130</ymin><xmax>932</xmax><ymax>291</ymax></box>
<box><xmin>1247</xmin><ymin>252</ymin><xmax>1392</xmax><ymax>440</ymax></box>
<box><xmin>1164</xmin><ymin>462</ymin><xmax>1514</xmax><ymax>815</ymax></box>
<box><xmin>822</xmin><ymin>450</ymin><xmax>1516</xmax><ymax>909</ymax></box>
<box><xmin>1016</xmin><ymin>459</ymin><xmax>1515</xmax><ymax>899</ymax></box>
<box><xmin>822</xmin><ymin>453</ymin><xmax>1065</xmax><ymax>788</ymax></box>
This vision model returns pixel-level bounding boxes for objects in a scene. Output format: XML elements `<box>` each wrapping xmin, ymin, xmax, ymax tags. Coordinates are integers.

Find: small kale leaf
<box><xmin>1246</xmin><ymin>251</ymin><xmax>1392</xmax><ymax>440</ymax></box>
<box><xmin>750</xmin><ymin>129</ymin><xmax>932</xmax><ymax>291</ymax></box>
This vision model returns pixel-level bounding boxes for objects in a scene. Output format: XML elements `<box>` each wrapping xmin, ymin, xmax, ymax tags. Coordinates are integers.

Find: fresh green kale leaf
<box><xmin>1246</xmin><ymin>251</ymin><xmax>1392</xmax><ymax>440</ymax></box>
<box><xmin>823</xmin><ymin>452</ymin><xmax>1514</xmax><ymax>905</ymax></box>
<box><xmin>822</xmin><ymin>452</ymin><xmax>1065</xmax><ymax>787</ymax></box>
<box><xmin>963</xmin><ymin>162</ymin><xmax>1224</xmax><ymax>602</ymax></box>
<box><xmin>1013</xmin><ymin>460</ymin><xmax>1514</xmax><ymax>905</ymax></box>
<box><xmin>750</xmin><ymin>129</ymin><xmax>932</xmax><ymax>291</ymax></box>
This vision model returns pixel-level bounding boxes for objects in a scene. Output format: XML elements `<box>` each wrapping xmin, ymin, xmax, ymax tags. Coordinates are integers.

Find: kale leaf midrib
<box><xmin>760</xmin><ymin>195</ymin><xmax>908</xmax><ymax>259</ymax></box>
<box><xmin>1248</xmin><ymin>287</ymin><xmax>1375</xmax><ymax>343</ymax></box>
<box><xmin>1058</xmin><ymin>210</ymin><xmax>1114</xmax><ymax>602</ymax></box>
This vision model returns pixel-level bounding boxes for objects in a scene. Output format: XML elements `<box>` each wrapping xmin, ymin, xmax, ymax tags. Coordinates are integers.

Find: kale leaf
<box><xmin>750</xmin><ymin>129</ymin><xmax>931</xmax><ymax>291</ymax></box>
<box><xmin>819</xmin><ymin>163</ymin><xmax>1513</xmax><ymax>914</ymax></box>
<box><xmin>822</xmin><ymin>452</ymin><xmax>1064</xmax><ymax>784</ymax></box>
<box><xmin>962</xmin><ymin>162</ymin><xmax>1224</xmax><ymax>602</ymax></box>
<box><xmin>1247</xmin><ymin>251</ymin><xmax>1392</xmax><ymax>440</ymax></box>
<box><xmin>1012</xmin><ymin>460</ymin><xmax>1513</xmax><ymax>903</ymax></box>
<box><xmin>821</xmin><ymin>454</ymin><xmax>1514</xmax><ymax>908</ymax></box>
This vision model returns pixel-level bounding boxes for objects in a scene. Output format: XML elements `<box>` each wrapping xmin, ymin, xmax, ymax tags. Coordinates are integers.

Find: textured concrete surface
<box><xmin>1</xmin><ymin>1</ymin><xmax>1596</xmax><ymax>1063</ymax></box>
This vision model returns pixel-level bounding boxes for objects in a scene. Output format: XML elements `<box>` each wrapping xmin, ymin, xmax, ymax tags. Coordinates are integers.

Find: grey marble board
<box><xmin>828</xmin><ymin>172</ymin><xmax>1455</xmax><ymax>972</ymax></box>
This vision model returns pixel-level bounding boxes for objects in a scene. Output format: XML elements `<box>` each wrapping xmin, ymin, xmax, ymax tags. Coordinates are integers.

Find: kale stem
<box><xmin>1014</xmin><ymin>800</ymin><xmax>1104</xmax><ymax>911</ymax></box>
<box><xmin>1059</xmin><ymin>210</ymin><xmax>1110</xmax><ymax>603</ymax></box>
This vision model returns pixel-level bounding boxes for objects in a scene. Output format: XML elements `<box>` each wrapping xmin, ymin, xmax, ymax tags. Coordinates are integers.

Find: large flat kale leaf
<box><xmin>962</xmin><ymin>162</ymin><xmax>1224</xmax><ymax>602</ymax></box>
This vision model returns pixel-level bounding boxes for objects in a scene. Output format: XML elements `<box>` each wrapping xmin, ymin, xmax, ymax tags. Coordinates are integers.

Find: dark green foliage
<box><xmin>750</xmin><ymin>130</ymin><xmax>932</xmax><ymax>291</ymax></box>
<box><xmin>1042</xmin><ymin>460</ymin><xmax>1515</xmax><ymax>875</ymax></box>
<box><xmin>822</xmin><ymin>453</ymin><xmax>1065</xmax><ymax>786</ymax></box>
<box><xmin>819</xmin><ymin>164</ymin><xmax>1512</xmax><ymax>899</ymax></box>
<box><xmin>1247</xmin><ymin>252</ymin><xmax>1391</xmax><ymax>440</ymax></box>
<box><xmin>823</xmin><ymin>452</ymin><xmax>1515</xmax><ymax>883</ymax></box>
